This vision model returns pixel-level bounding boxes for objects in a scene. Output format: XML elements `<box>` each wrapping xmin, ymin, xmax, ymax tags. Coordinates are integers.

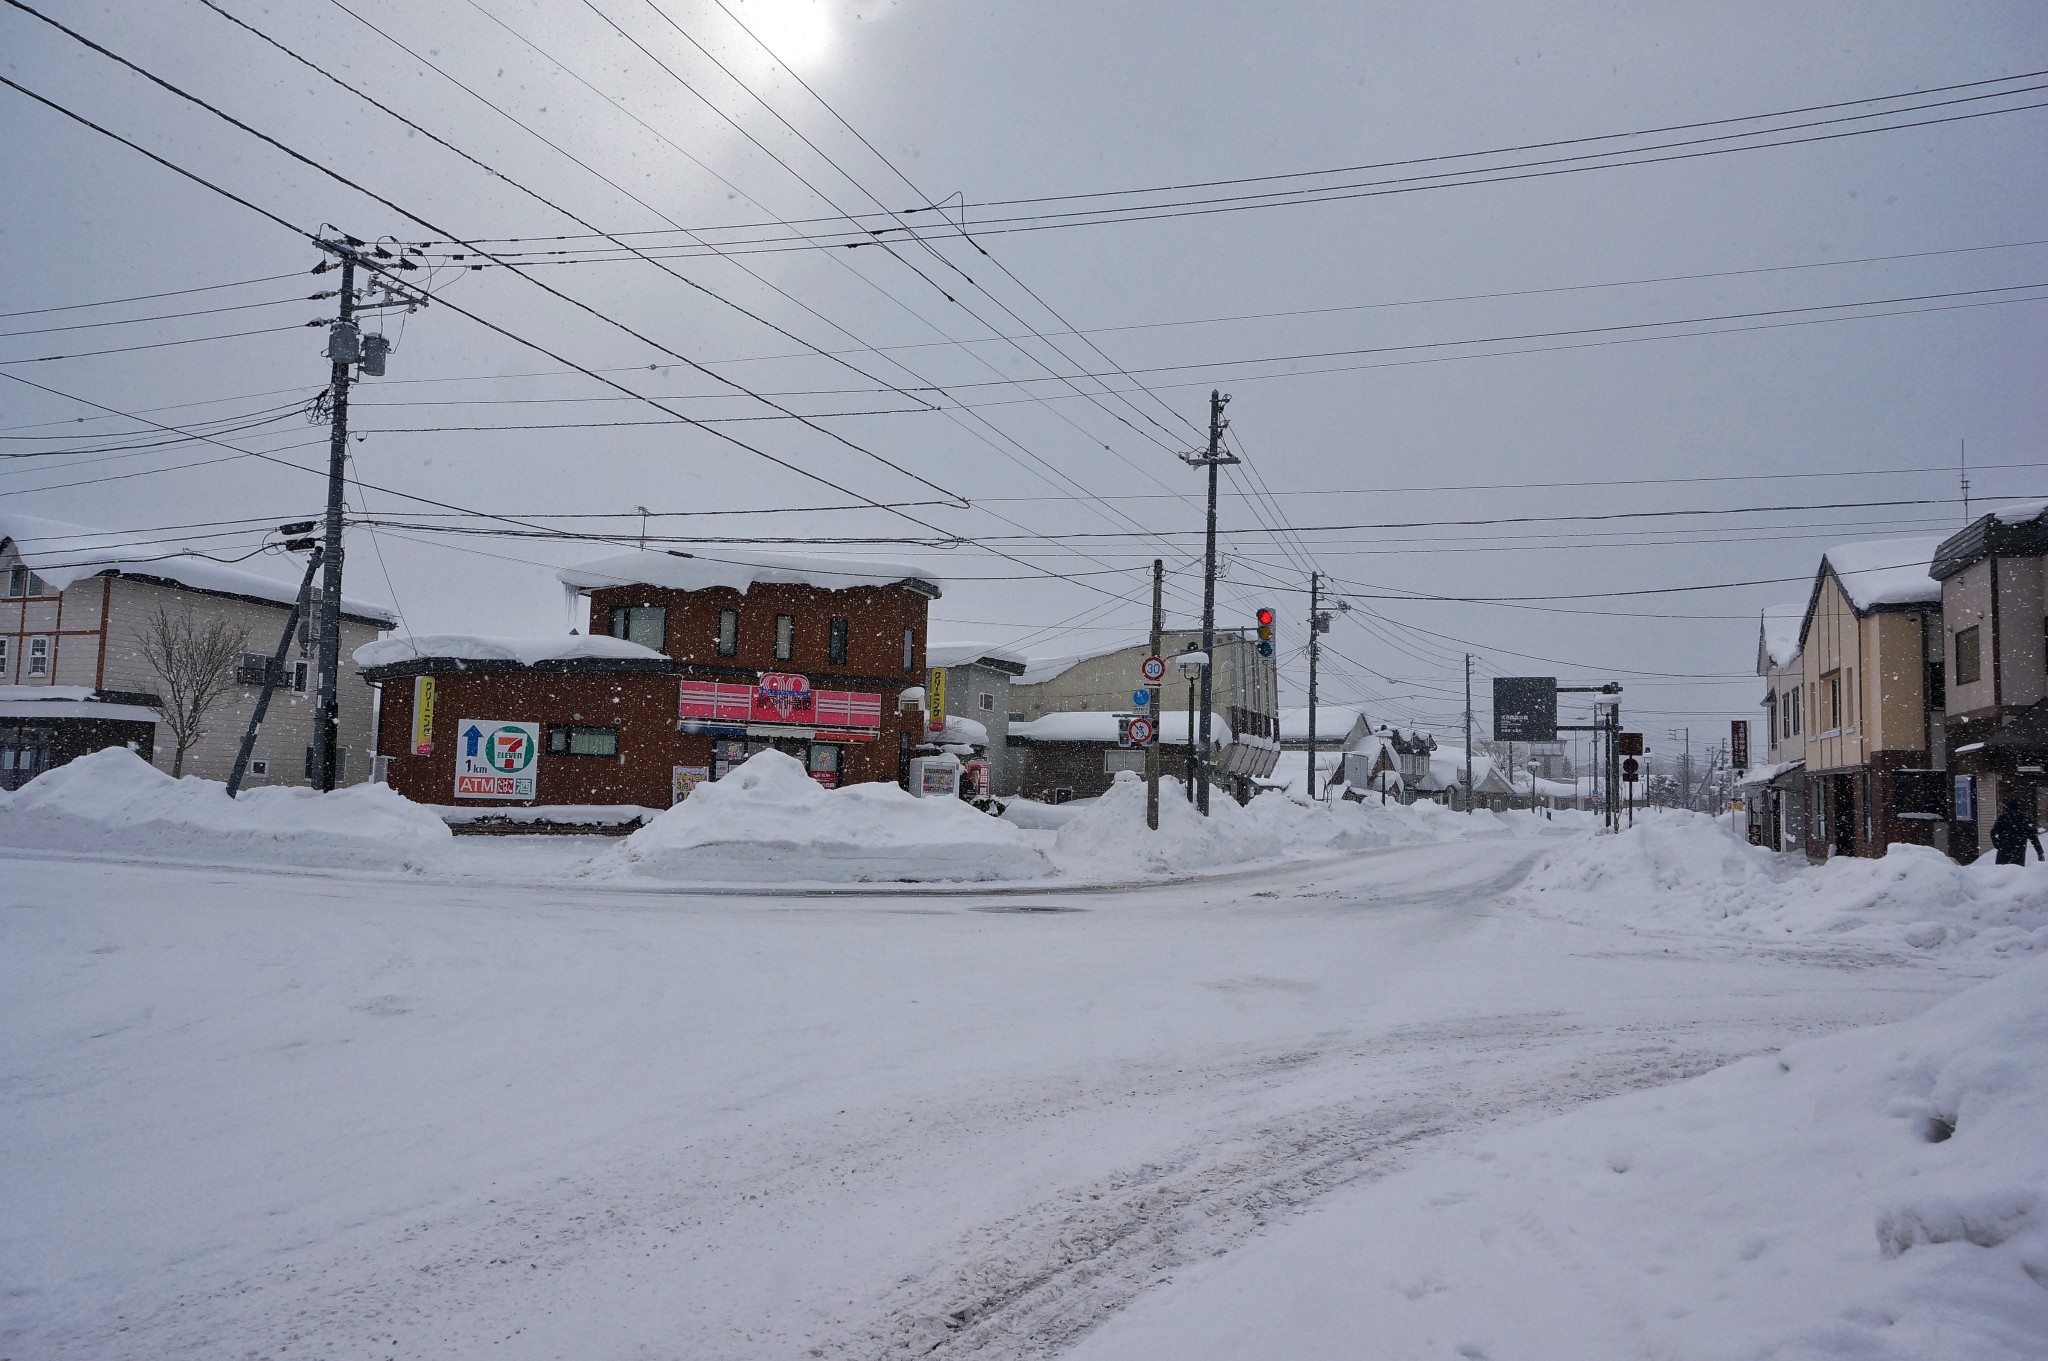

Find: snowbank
<box><xmin>1051</xmin><ymin>774</ymin><xmax>1566</xmax><ymax>876</ymax></box>
<box><xmin>1519</xmin><ymin>810</ymin><xmax>2048</xmax><ymax>959</ymax></box>
<box><xmin>1074</xmin><ymin>955</ymin><xmax>2048</xmax><ymax>1361</ymax></box>
<box><xmin>605</xmin><ymin>750</ymin><xmax>1050</xmax><ymax>883</ymax></box>
<box><xmin>0</xmin><ymin>748</ymin><xmax>451</xmax><ymax>870</ymax></box>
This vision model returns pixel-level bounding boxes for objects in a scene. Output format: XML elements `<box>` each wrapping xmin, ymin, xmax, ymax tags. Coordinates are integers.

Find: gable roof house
<box><xmin>2</xmin><ymin>514</ymin><xmax>393</xmax><ymax>789</ymax></box>
<box><xmin>1794</xmin><ymin>536</ymin><xmax>1947</xmax><ymax>862</ymax></box>
<box><xmin>1929</xmin><ymin>499</ymin><xmax>2048</xmax><ymax>861</ymax></box>
<box><xmin>1744</xmin><ymin>601</ymin><xmax>1809</xmax><ymax>851</ymax></box>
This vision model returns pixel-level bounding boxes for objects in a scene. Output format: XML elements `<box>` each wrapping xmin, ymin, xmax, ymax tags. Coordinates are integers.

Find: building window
<box><xmin>0</xmin><ymin>637</ymin><xmax>8</xmax><ymax>680</ymax></box>
<box><xmin>902</xmin><ymin>627</ymin><xmax>916</xmax><ymax>674</ymax></box>
<box><xmin>250</xmin><ymin>759</ymin><xmax>269</xmax><ymax>777</ymax></box>
<box><xmin>1955</xmin><ymin>625</ymin><xmax>1981</xmax><ymax>686</ymax></box>
<box><xmin>717</xmin><ymin>608</ymin><xmax>739</xmax><ymax>657</ymax></box>
<box><xmin>1926</xmin><ymin>661</ymin><xmax>1945</xmax><ymax>712</ymax></box>
<box><xmin>609</xmin><ymin>605</ymin><xmax>667</xmax><ymax>652</ymax></box>
<box><xmin>1767</xmin><ymin>692</ymin><xmax>1778</xmax><ymax>747</ymax></box>
<box><xmin>1790</xmin><ymin>685</ymin><xmax>1801</xmax><ymax>736</ymax></box>
<box><xmin>1820</xmin><ymin>670</ymin><xmax>1841</xmax><ymax>731</ymax></box>
<box><xmin>547</xmin><ymin>724</ymin><xmax>619</xmax><ymax>757</ymax></box>
<box><xmin>5</xmin><ymin>565</ymin><xmax>24</xmax><ymax>597</ymax></box>
<box><xmin>828</xmin><ymin>618</ymin><xmax>849</xmax><ymax>667</ymax></box>
<box><xmin>28</xmin><ymin>636</ymin><xmax>50</xmax><ymax>676</ymax></box>
<box><xmin>774</xmin><ymin>613</ymin><xmax>795</xmax><ymax>662</ymax></box>
<box><xmin>1844</xmin><ymin>668</ymin><xmax>1854</xmax><ymax>730</ymax></box>
<box><xmin>979</xmin><ymin>692</ymin><xmax>995</xmax><ymax>712</ymax></box>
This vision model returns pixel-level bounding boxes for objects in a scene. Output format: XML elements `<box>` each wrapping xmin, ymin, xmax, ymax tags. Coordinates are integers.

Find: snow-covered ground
<box><xmin>3</xmin><ymin>783</ymin><xmax>2044</xmax><ymax>1359</ymax></box>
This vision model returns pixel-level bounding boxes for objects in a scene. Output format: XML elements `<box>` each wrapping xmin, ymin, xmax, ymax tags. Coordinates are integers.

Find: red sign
<box><xmin>679</xmin><ymin>676</ymin><xmax>884</xmax><ymax>742</ymax></box>
<box><xmin>455</xmin><ymin>774</ymin><xmax>523</xmax><ymax>797</ymax></box>
<box><xmin>753</xmin><ymin>672</ymin><xmax>814</xmax><ymax>724</ymax></box>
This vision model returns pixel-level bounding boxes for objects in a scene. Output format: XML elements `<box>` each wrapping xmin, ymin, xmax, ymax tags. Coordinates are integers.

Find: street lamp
<box><xmin>1178</xmin><ymin>649</ymin><xmax>1209</xmax><ymax>802</ymax></box>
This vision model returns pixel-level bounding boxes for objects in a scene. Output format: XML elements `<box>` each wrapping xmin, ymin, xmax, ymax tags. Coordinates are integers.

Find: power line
<box><xmin>0</xmin><ymin>270</ymin><xmax>303</xmax><ymax>319</ymax></box>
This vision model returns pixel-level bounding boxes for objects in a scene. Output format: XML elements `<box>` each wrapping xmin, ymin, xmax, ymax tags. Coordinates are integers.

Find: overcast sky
<box><xmin>4</xmin><ymin>0</ymin><xmax>2045</xmax><ymax>753</ymax></box>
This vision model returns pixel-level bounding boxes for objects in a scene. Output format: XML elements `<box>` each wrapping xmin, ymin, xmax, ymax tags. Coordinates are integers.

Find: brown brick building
<box><xmin>359</xmin><ymin>550</ymin><xmax>942</xmax><ymax>810</ymax></box>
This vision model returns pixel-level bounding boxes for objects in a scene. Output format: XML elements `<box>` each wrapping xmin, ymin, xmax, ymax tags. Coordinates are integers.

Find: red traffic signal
<box><xmin>1256</xmin><ymin>607</ymin><xmax>1275</xmax><ymax>628</ymax></box>
<box><xmin>1255</xmin><ymin>605</ymin><xmax>1276</xmax><ymax>657</ymax></box>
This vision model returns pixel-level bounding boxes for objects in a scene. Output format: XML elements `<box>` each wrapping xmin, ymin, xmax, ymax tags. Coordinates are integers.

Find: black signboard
<box><xmin>1492</xmin><ymin>676</ymin><xmax>1558</xmax><ymax>742</ymax></box>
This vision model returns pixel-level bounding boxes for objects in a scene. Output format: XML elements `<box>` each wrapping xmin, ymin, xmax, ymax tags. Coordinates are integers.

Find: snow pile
<box><xmin>0</xmin><ymin>748</ymin><xmax>451</xmax><ymax>869</ymax></box>
<box><xmin>1051</xmin><ymin>775</ymin><xmax>1566</xmax><ymax>876</ymax></box>
<box><xmin>1519</xmin><ymin>810</ymin><xmax>2048</xmax><ymax>959</ymax></box>
<box><xmin>1073</xmin><ymin>956</ymin><xmax>2048</xmax><ymax>1361</ymax></box>
<box><xmin>606</xmin><ymin>749</ymin><xmax>1049</xmax><ymax>883</ymax></box>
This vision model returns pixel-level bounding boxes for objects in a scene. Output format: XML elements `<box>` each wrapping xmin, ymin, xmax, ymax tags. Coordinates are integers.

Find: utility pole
<box><xmin>1305</xmin><ymin>572</ymin><xmax>1320</xmax><ymax>800</ymax></box>
<box><xmin>309</xmin><ymin>248</ymin><xmax>356</xmax><ymax>793</ymax></box>
<box><xmin>1147</xmin><ymin>558</ymin><xmax>1163</xmax><ymax>831</ymax></box>
<box><xmin>309</xmin><ymin>234</ymin><xmax>427</xmax><ymax>791</ymax></box>
<box><xmin>1463</xmin><ymin>653</ymin><xmax>1474</xmax><ymax>814</ymax></box>
<box><xmin>1180</xmin><ymin>390</ymin><xmax>1237</xmax><ymax>816</ymax></box>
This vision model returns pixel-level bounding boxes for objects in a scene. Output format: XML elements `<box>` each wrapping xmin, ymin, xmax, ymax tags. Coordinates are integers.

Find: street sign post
<box><xmin>1492</xmin><ymin>677</ymin><xmax>1558</xmax><ymax>742</ymax></box>
<box><xmin>454</xmin><ymin>719</ymin><xmax>539</xmax><ymax>800</ymax></box>
<box><xmin>1128</xmin><ymin>717</ymin><xmax>1155</xmax><ymax>746</ymax></box>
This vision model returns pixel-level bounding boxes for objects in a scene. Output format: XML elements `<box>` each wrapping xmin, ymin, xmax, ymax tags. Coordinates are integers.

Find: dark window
<box><xmin>547</xmin><ymin>725</ymin><xmax>619</xmax><ymax>757</ymax></box>
<box><xmin>774</xmin><ymin>614</ymin><xmax>795</xmax><ymax>662</ymax></box>
<box><xmin>1893</xmin><ymin>769</ymin><xmax>1948</xmax><ymax>819</ymax></box>
<box><xmin>1767</xmin><ymin>692</ymin><xmax>1778</xmax><ymax>747</ymax></box>
<box><xmin>609</xmin><ymin>605</ymin><xmax>667</xmax><ymax>652</ymax></box>
<box><xmin>828</xmin><ymin>618</ymin><xmax>849</xmax><ymax>666</ymax></box>
<box><xmin>902</xmin><ymin>627</ymin><xmax>916</xmax><ymax>674</ymax></box>
<box><xmin>1821</xmin><ymin>670</ymin><xmax>1841</xmax><ymax>730</ymax></box>
<box><xmin>5</xmin><ymin>565</ymin><xmax>25</xmax><ymax>597</ymax></box>
<box><xmin>717</xmin><ymin>609</ymin><xmax>739</xmax><ymax>657</ymax></box>
<box><xmin>1926</xmin><ymin>660</ymin><xmax>1945</xmax><ymax>711</ymax></box>
<box><xmin>1956</xmin><ymin>626</ymin><xmax>1981</xmax><ymax>686</ymax></box>
<box><xmin>1790</xmin><ymin>685</ymin><xmax>1801</xmax><ymax>736</ymax></box>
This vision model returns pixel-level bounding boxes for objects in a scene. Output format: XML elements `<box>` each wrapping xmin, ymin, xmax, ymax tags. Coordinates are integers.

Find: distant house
<box><xmin>1341</xmin><ymin>726</ymin><xmax>1434</xmax><ymax>801</ymax></box>
<box><xmin>1416</xmin><ymin>744</ymin><xmax>1516</xmax><ymax>811</ymax></box>
<box><xmin>1007</xmin><ymin>709</ymin><xmax>1230</xmax><ymax>803</ymax></box>
<box><xmin>1743</xmin><ymin>600</ymin><xmax>1808</xmax><ymax>851</ymax></box>
<box><xmin>1931</xmin><ymin>500</ymin><xmax>2048</xmax><ymax>861</ymax></box>
<box><xmin>1277</xmin><ymin>704</ymin><xmax>1370</xmax><ymax>753</ymax></box>
<box><xmin>2</xmin><ymin>513</ymin><xmax>392</xmax><ymax>789</ymax></box>
<box><xmin>1795</xmin><ymin>536</ymin><xmax>1947</xmax><ymax>862</ymax></box>
<box><xmin>926</xmin><ymin>642</ymin><xmax>1028</xmax><ymax>795</ymax></box>
<box><xmin>1012</xmin><ymin>630</ymin><xmax>1279</xmax><ymax>801</ymax></box>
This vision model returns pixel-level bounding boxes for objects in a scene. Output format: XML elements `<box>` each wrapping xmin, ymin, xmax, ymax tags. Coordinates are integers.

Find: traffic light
<box><xmin>1255</xmin><ymin>606</ymin><xmax>1276</xmax><ymax>658</ymax></box>
<box><xmin>279</xmin><ymin>520</ymin><xmax>318</xmax><ymax>552</ymax></box>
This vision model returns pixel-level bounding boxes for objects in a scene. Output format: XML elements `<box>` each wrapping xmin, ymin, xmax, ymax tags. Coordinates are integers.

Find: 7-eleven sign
<box><xmin>453</xmin><ymin>718</ymin><xmax>539</xmax><ymax>800</ymax></box>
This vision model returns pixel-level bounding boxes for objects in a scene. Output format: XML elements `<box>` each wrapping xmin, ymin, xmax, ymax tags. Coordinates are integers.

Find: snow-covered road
<box><xmin>0</xmin><ymin>835</ymin><xmax>1973</xmax><ymax>1359</ymax></box>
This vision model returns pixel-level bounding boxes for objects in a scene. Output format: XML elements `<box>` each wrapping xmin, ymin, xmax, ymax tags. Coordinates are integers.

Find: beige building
<box><xmin>1930</xmin><ymin>501</ymin><xmax>2048</xmax><ymax>859</ymax></box>
<box><xmin>1795</xmin><ymin>536</ymin><xmax>1947</xmax><ymax>861</ymax></box>
<box><xmin>1011</xmin><ymin>629</ymin><xmax>1281</xmax><ymax>798</ymax></box>
<box><xmin>2</xmin><ymin>515</ymin><xmax>392</xmax><ymax>788</ymax></box>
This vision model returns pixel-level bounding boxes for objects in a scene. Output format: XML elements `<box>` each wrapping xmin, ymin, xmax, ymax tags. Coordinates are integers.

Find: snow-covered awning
<box><xmin>1736</xmin><ymin>759</ymin><xmax>1804</xmax><ymax>789</ymax></box>
<box><xmin>558</xmin><ymin>548</ymin><xmax>942</xmax><ymax>599</ymax></box>
<box><xmin>0</xmin><ymin>685</ymin><xmax>159</xmax><ymax>724</ymax></box>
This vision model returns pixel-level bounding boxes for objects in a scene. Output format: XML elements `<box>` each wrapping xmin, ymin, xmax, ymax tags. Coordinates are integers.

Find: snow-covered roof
<box><xmin>1277</xmin><ymin>704</ymin><xmax>1368</xmax><ymax>743</ymax></box>
<box><xmin>1015</xmin><ymin>638</ymin><xmax>1147</xmax><ymax>686</ymax></box>
<box><xmin>1736</xmin><ymin>758</ymin><xmax>1804</xmax><ymax>789</ymax></box>
<box><xmin>558</xmin><ymin>548</ymin><xmax>943</xmax><ymax>599</ymax></box>
<box><xmin>1991</xmin><ymin>498</ymin><xmax>2048</xmax><ymax>526</ymax></box>
<box><xmin>0</xmin><ymin>512</ymin><xmax>396</xmax><ymax>626</ymax></box>
<box><xmin>1418</xmin><ymin>746</ymin><xmax>1511</xmax><ymax>793</ymax></box>
<box><xmin>1759</xmin><ymin>602</ymin><xmax>1805</xmax><ymax>671</ymax></box>
<box><xmin>937</xmin><ymin>713</ymin><xmax>989</xmax><ymax>748</ymax></box>
<box><xmin>353</xmin><ymin>633</ymin><xmax>668</xmax><ymax>670</ymax></box>
<box><xmin>926</xmin><ymin>641</ymin><xmax>1028</xmax><ymax>674</ymax></box>
<box><xmin>1009</xmin><ymin>710</ymin><xmax>1231</xmax><ymax>746</ymax></box>
<box><xmin>1818</xmin><ymin>537</ymin><xmax>1943</xmax><ymax>613</ymax></box>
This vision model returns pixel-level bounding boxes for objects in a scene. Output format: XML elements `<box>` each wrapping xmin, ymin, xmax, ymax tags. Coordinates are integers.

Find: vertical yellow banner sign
<box><xmin>926</xmin><ymin>667</ymin><xmax>947</xmax><ymax>733</ymax></box>
<box><xmin>412</xmin><ymin>674</ymin><xmax>436</xmax><ymax>755</ymax></box>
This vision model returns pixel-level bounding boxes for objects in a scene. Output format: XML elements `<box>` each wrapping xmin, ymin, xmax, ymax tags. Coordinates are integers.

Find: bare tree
<box><xmin>139</xmin><ymin>605</ymin><xmax>248</xmax><ymax>778</ymax></box>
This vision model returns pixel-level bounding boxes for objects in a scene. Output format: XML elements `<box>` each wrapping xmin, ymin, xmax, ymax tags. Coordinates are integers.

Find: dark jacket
<box><xmin>1990</xmin><ymin>803</ymin><xmax>2043</xmax><ymax>865</ymax></box>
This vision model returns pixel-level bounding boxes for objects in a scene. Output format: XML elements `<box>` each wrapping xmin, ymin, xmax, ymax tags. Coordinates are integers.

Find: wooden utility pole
<box><xmin>1147</xmin><ymin>558</ymin><xmax>1163</xmax><ymax>830</ymax></box>
<box><xmin>1305</xmin><ymin>572</ymin><xmax>1321</xmax><ymax>800</ymax></box>
<box><xmin>1464</xmin><ymin>653</ymin><xmax>1474</xmax><ymax>814</ymax></box>
<box><xmin>1181</xmin><ymin>390</ymin><xmax>1237</xmax><ymax>816</ymax></box>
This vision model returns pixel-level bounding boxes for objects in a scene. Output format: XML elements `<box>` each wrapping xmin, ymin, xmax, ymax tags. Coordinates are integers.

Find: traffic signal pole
<box><xmin>1181</xmin><ymin>391</ymin><xmax>1237</xmax><ymax>817</ymax></box>
<box><xmin>1147</xmin><ymin>558</ymin><xmax>1163</xmax><ymax>831</ymax></box>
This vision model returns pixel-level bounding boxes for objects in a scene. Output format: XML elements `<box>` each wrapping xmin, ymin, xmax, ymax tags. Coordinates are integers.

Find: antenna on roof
<box><xmin>1960</xmin><ymin>438</ymin><xmax>1971</xmax><ymax>524</ymax></box>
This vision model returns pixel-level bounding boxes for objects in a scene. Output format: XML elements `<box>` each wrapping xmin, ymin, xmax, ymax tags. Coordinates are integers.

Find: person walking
<box><xmin>1989</xmin><ymin>796</ymin><xmax>2044</xmax><ymax>865</ymax></box>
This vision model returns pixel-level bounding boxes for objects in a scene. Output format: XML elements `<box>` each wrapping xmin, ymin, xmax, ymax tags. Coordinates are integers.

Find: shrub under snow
<box><xmin>606</xmin><ymin>749</ymin><xmax>1052</xmax><ymax>883</ymax></box>
<box><xmin>0</xmin><ymin>747</ymin><xmax>451</xmax><ymax>870</ymax></box>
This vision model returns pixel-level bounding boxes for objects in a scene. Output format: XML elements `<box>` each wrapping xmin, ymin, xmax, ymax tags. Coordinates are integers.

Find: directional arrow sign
<box><xmin>463</xmin><ymin>722</ymin><xmax>483</xmax><ymax>758</ymax></box>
